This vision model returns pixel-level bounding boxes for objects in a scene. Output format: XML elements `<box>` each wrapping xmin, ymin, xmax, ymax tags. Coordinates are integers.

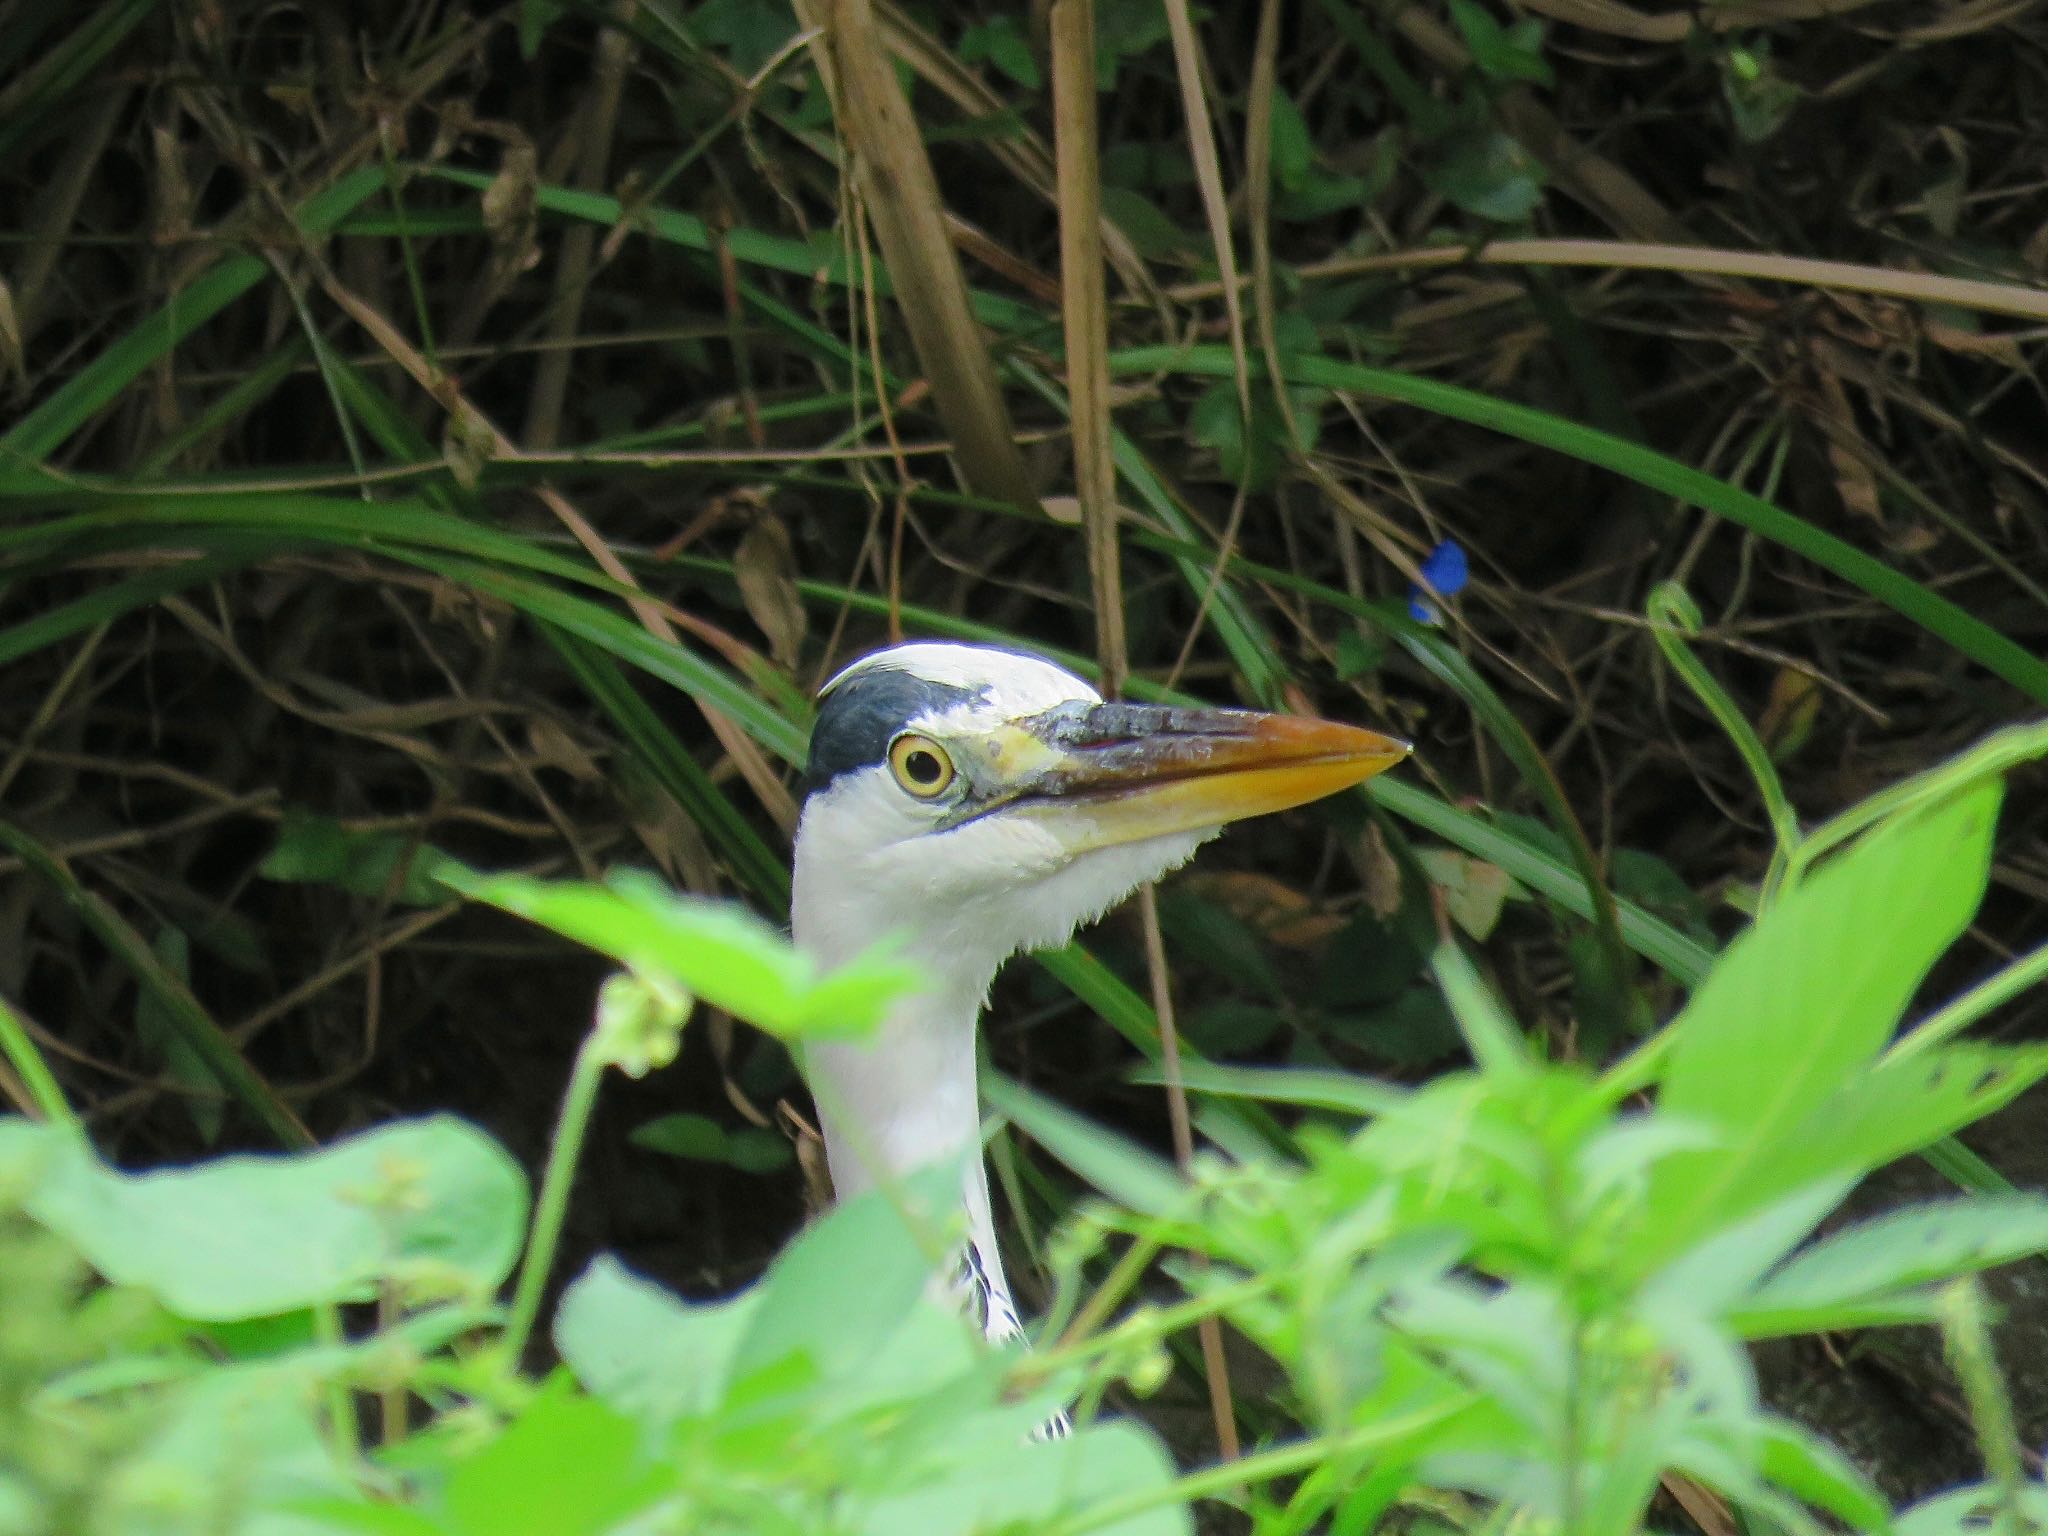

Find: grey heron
<box><xmin>790</xmin><ymin>642</ymin><xmax>1408</xmax><ymax>1393</ymax></box>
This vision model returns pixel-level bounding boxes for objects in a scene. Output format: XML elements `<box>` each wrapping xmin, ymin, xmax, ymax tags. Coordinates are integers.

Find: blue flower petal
<box><xmin>1418</xmin><ymin>538</ymin><xmax>1468</xmax><ymax>595</ymax></box>
<box><xmin>1405</xmin><ymin>538</ymin><xmax>1465</xmax><ymax>625</ymax></box>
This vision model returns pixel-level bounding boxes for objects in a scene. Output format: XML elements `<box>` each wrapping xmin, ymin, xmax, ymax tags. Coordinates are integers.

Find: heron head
<box><xmin>790</xmin><ymin>642</ymin><xmax>1409</xmax><ymax>969</ymax></box>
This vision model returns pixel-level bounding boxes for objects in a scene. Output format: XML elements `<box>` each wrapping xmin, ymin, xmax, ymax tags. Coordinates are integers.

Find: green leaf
<box><xmin>1426</xmin><ymin>127</ymin><xmax>1546</xmax><ymax>221</ymax></box>
<box><xmin>1142</xmin><ymin>1060</ymin><xmax>1411</xmax><ymax>1119</ymax></box>
<box><xmin>1268</xmin><ymin>88</ymin><xmax>1314</xmax><ymax>191</ymax></box>
<box><xmin>555</xmin><ymin>1255</ymin><xmax>761</xmax><ymax>1426</ymax></box>
<box><xmin>1447</xmin><ymin>0</ymin><xmax>1554</xmax><ymax>84</ymax></box>
<box><xmin>1722</xmin><ymin>41</ymin><xmax>1802</xmax><ymax>143</ymax></box>
<box><xmin>517</xmin><ymin>0</ymin><xmax>564</xmax><ymax>58</ymax></box>
<box><xmin>629</xmin><ymin>1112</ymin><xmax>791</xmax><ymax>1173</ymax></box>
<box><xmin>985</xmin><ymin>1074</ymin><xmax>1185</xmax><ymax>1218</ymax></box>
<box><xmin>1097</xmin><ymin>187</ymin><xmax>1197</xmax><ymax>261</ymax></box>
<box><xmin>2</xmin><ymin>1115</ymin><xmax>527</xmax><ymax>1318</ymax></box>
<box><xmin>1730</xmin><ymin>1196</ymin><xmax>2048</xmax><ymax>1336</ymax></box>
<box><xmin>134</xmin><ymin>926</ymin><xmax>225</xmax><ymax>1144</ymax></box>
<box><xmin>1186</xmin><ymin>380</ymin><xmax>1322</xmax><ymax>491</ymax></box>
<box><xmin>442</xmin><ymin>1378</ymin><xmax>667</xmax><ymax>1536</ymax></box>
<box><xmin>1430</xmin><ymin>938</ymin><xmax>1530</xmax><ymax>1080</ymax></box>
<box><xmin>1753</xmin><ymin>1414</ymin><xmax>1895</xmax><ymax>1529</ymax></box>
<box><xmin>1776</xmin><ymin>1042</ymin><xmax>2048</xmax><ymax>1194</ymax></box>
<box><xmin>1639</xmin><ymin>781</ymin><xmax>2000</xmax><ymax>1261</ymax></box>
<box><xmin>260</xmin><ymin>813</ymin><xmax>450</xmax><ymax>905</ymax></box>
<box><xmin>1898</xmin><ymin>1482</ymin><xmax>2048</xmax><ymax>1536</ymax></box>
<box><xmin>728</xmin><ymin>1167</ymin><xmax>964</xmax><ymax>1398</ymax></box>
<box><xmin>861</xmin><ymin>1418</ymin><xmax>1191</xmax><ymax>1536</ymax></box>
<box><xmin>450</xmin><ymin>868</ymin><xmax>921</xmax><ymax>1040</ymax></box>
<box><xmin>690</xmin><ymin>0</ymin><xmax>802</xmax><ymax>74</ymax></box>
<box><xmin>118</xmin><ymin>1361</ymin><xmax>368</xmax><ymax>1536</ymax></box>
<box><xmin>960</xmin><ymin>15</ymin><xmax>1042</xmax><ymax>88</ymax></box>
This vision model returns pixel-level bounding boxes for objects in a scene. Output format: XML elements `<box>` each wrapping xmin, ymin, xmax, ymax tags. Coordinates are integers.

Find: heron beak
<box><xmin>968</xmin><ymin>701</ymin><xmax>1410</xmax><ymax>849</ymax></box>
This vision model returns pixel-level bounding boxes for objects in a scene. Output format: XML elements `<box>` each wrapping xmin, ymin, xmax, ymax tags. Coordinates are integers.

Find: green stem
<box><xmin>1887</xmin><ymin>941</ymin><xmax>2048</xmax><ymax>1064</ymax></box>
<box><xmin>501</xmin><ymin>1031</ymin><xmax>609</xmax><ymax>1366</ymax></box>
<box><xmin>313</xmin><ymin>1303</ymin><xmax>359</xmax><ymax>1463</ymax></box>
<box><xmin>0</xmin><ymin>992</ymin><xmax>76</xmax><ymax>1128</ymax></box>
<box><xmin>1938</xmin><ymin>1280</ymin><xmax>2026</xmax><ymax>1534</ymax></box>
<box><xmin>1043</xmin><ymin>1395</ymin><xmax>1474</xmax><ymax>1536</ymax></box>
<box><xmin>1646</xmin><ymin>582</ymin><xmax>1801</xmax><ymax>907</ymax></box>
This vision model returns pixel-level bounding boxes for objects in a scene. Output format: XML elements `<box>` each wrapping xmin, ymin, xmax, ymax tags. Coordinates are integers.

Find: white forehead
<box><xmin>821</xmin><ymin>643</ymin><xmax>1100</xmax><ymax>717</ymax></box>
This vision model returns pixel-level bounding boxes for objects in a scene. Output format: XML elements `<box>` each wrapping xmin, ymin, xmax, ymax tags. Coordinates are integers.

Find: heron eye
<box><xmin>888</xmin><ymin>734</ymin><xmax>956</xmax><ymax>798</ymax></box>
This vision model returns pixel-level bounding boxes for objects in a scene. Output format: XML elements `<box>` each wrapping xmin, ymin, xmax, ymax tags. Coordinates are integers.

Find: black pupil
<box><xmin>904</xmin><ymin>749</ymin><xmax>943</xmax><ymax>784</ymax></box>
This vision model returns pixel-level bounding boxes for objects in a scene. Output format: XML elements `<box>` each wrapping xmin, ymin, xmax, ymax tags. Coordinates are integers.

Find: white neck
<box><xmin>795</xmin><ymin>914</ymin><xmax>1024</xmax><ymax>1339</ymax></box>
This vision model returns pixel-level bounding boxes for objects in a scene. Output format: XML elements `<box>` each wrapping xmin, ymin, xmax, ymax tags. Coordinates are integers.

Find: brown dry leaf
<box><xmin>1040</xmin><ymin>494</ymin><xmax>1139</xmax><ymax>528</ymax></box>
<box><xmin>527</xmin><ymin>717</ymin><xmax>602</xmax><ymax>781</ymax></box>
<box><xmin>628</xmin><ymin>791</ymin><xmax>717</xmax><ymax>886</ymax></box>
<box><xmin>1040</xmin><ymin>494</ymin><xmax>1084</xmax><ymax>525</ymax></box>
<box><xmin>1812</xmin><ymin>364</ymin><xmax>1885</xmax><ymax>525</ymax></box>
<box><xmin>735</xmin><ymin>516</ymin><xmax>808</xmax><ymax>668</ymax></box>
<box><xmin>1360</xmin><ymin>820</ymin><xmax>1404</xmax><ymax>920</ymax></box>
<box><xmin>151</xmin><ymin>124</ymin><xmax>196</xmax><ymax>242</ymax></box>
<box><xmin>783</xmin><ymin>1099</ymin><xmax>833</xmax><ymax>1211</ymax></box>
<box><xmin>1885</xmin><ymin>522</ymin><xmax>1942</xmax><ymax>558</ymax></box>
<box><xmin>480</xmin><ymin>137</ymin><xmax>541</xmax><ymax>276</ymax></box>
<box><xmin>1662</xmin><ymin>1471</ymin><xmax>1738</xmax><ymax>1536</ymax></box>
<box><xmin>1178</xmin><ymin>870</ymin><xmax>1344</xmax><ymax>950</ymax></box>
<box><xmin>0</xmin><ymin>275</ymin><xmax>21</xmax><ymax>389</ymax></box>
<box><xmin>1757</xmin><ymin>667</ymin><xmax>1822</xmax><ymax>759</ymax></box>
<box><xmin>1925</xmin><ymin>317</ymin><xmax>2028</xmax><ymax>366</ymax></box>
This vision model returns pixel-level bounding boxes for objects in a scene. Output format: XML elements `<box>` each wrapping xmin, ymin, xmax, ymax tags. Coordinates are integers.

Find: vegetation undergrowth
<box><xmin>5</xmin><ymin>726</ymin><xmax>2048</xmax><ymax>1534</ymax></box>
<box><xmin>5</xmin><ymin>0</ymin><xmax>2047</xmax><ymax>1527</ymax></box>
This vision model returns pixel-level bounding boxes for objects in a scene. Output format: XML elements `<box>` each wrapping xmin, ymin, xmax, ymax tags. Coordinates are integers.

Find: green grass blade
<box><xmin>1112</xmin><ymin>344</ymin><xmax>2048</xmax><ymax>706</ymax></box>
<box><xmin>0</xmin><ymin>165</ymin><xmax>389</xmax><ymax>480</ymax></box>
<box><xmin>0</xmin><ymin>991</ymin><xmax>77</xmax><ymax>1127</ymax></box>
<box><xmin>0</xmin><ymin>822</ymin><xmax>309</xmax><ymax>1149</ymax></box>
<box><xmin>0</xmin><ymin>546</ymin><xmax>261</xmax><ymax>667</ymax></box>
<box><xmin>546</xmin><ymin>629</ymin><xmax>793</xmax><ymax>909</ymax></box>
<box><xmin>0</xmin><ymin>0</ymin><xmax>158</xmax><ymax>162</ymax></box>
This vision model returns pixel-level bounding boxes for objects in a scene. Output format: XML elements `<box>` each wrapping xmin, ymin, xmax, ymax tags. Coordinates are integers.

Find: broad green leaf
<box><xmin>1638</xmin><ymin>782</ymin><xmax>2000</xmax><ymax>1260</ymax></box>
<box><xmin>2</xmin><ymin>1115</ymin><xmax>526</xmax><ymax>1318</ymax></box>
<box><xmin>858</xmin><ymin>1418</ymin><xmax>1190</xmax><ymax>1536</ymax></box>
<box><xmin>727</xmin><ymin>1166</ymin><xmax>962</xmax><ymax>1398</ymax></box>
<box><xmin>452</xmin><ymin>869</ymin><xmax>921</xmax><ymax>1039</ymax></box>
<box><xmin>108</xmin><ymin>1361</ymin><xmax>367</xmax><ymax>1536</ymax></box>
<box><xmin>442</xmin><ymin>1379</ymin><xmax>667</xmax><ymax>1536</ymax></box>
<box><xmin>554</xmin><ymin>1255</ymin><xmax>762</xmax><ymax>1426</ymax></box>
